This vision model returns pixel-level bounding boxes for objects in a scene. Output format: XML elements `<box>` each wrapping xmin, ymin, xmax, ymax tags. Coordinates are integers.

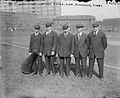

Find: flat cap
<box><xmin>92</xmin><ymin>23</ymin><xmax>99</xmax><ymax>27</ymax></box>
<box><xmin>34</xmin><ymin>25</ymin><xmax>40</xmax><ymax>30</ymax></box>
<box><xmin>76</xmin><ymin>24</ymin><xmax>84</xmax><ymax>28</ymax></box>
<box><xmin>45</xmin><ymin>22</ymin><xmax>53</xmax><ymax>28</ymax></box>
<box><xmin>62</xmin><ymin>24</ymin><xmax>69</xmax><ymax>30</ymax></box>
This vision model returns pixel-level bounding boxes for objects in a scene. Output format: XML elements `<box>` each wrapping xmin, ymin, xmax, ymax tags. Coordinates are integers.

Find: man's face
<box><xmin>35</xmin><ymin>29</ymin><xmax>40</xmax><ymax>33</ymax></box>
<box><xmin>77</xmin><ymin>28</ymin><xmax>83</xmax><ymax>32</ymax></box>
<box><xmin>64</xmin><ymin>27</ymin><xmax>70</xmax><ymax>32</ymax></box>
<box><xmin>46</xmin><ymin>26</ymin><xmax>52</xmax><ymax>31</ymax></box>
<box><xmin>94</xmin><ymin>26</ymin><xmax>99</xmax><ymax>31</ymax></box>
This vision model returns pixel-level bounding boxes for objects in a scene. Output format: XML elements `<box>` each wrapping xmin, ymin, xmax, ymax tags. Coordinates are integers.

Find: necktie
<box><xmin>78</xmin><ymin>33</ymin><xmax>81</xmax><ymax>40</ymax></box>
<box><xmin>93</xmin><ymin>31</ymin><xmax>96</xmax><ymax>37</ymax></box>
<box><xmin>64</xmin><ymin>32</ymin><xmax>67</xmax><ymax>38</ymax></box>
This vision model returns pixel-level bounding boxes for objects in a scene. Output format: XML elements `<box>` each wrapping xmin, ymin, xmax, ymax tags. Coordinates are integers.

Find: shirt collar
<box><xmin>94</xmin><ymin>30</ymin><xmax>98</xmax><ymax>35</ymax></box>
<box><xmin>47</xmin><ymin>30</ymin><xmax>51</xmax><ymax>34</ymax></box>
<box><xmin>96</xmin><ymin>30</ymin><xmax>98</xmax><ymax>35</ymax></box>
<box><xmin>34</xmin><ymin>32</ymin><xmax>39</xmax><ymax>36</ymax></box>
<box><xmin>78</xmin><ymin>32</ymin><xmax>82</xmax><ymax>36</ymax></box>
<box><xmin>64</xmin><ymin>31</ymin><xmax>69</xmax><ymax>36</ymax></box>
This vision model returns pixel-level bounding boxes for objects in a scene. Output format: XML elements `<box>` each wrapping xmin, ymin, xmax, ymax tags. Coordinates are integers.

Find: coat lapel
<box><xmin>75</xmin><ymin>34</ymin><xmax>78</xmax><ymax>45</ymax></box>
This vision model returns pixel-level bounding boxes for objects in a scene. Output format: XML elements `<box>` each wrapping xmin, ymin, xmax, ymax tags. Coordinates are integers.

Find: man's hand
<box><xmin>70</xmin><ymin>54</ymin><xmax>74</xmax><ymax>58</ymax></box>
<box><xmin>29</xmin><ymin>52</ymin><xmax>32</xmax><ymax>56</ymax></box>
<box><xmin>51</xmin><ymin>51</ymin><xmax>55</xmax><ymax>55</ymax></box>
<box><xmin>39</xmin><ymin>53</ymin><xmax>42</xmax><ymax>56</ymax></box>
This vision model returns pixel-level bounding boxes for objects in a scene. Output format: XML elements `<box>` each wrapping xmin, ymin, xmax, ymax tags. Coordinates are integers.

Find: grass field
<box><xmin>0</xmin><ymin>30</ymin><xmax>120</xmax><ymax>98</ymax></box>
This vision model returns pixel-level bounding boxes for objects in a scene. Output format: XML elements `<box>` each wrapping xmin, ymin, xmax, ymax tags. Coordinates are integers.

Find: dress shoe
<box><xmin>60</xmin><ymin>73</ymin><xmax>64</xmax><ymax>78</ymax></box>
<box><xmin>39</xmin><ymin>72</ymin><xmax>43</xmax><ymax>76</ymax></box>
<box><xmin>89</xmin><ymin>74</ymin><xmax>92</xmax><ymax>79</ymax></box>
<box><xmin>66</xmin><ymin>73</ymin><xmax>70</xmax><ymax>77</ymax></box>
<box><xmin>32</xmin><ymin>72</ymin><xmax>38</xmax><ymax>75</ymax></box>
<box><xmin>82</xmin><ymin>72</ymin><xmax>86</xmax><ymax>78</ymax></box>
<box><xmin>45</xmin><ymin>72</ymin><xmax>50</xmax><ymax>76</ymax></box>
<box><xmin>99</xmin><ymin>75</ymin><xmax>104</xmax><ymax>79</ymax></box>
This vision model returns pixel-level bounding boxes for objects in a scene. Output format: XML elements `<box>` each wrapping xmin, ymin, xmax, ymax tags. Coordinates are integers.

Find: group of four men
<box><xmin>29</xmin><ymin>22</ymin><xmax>107</xmax><ymax>79</ymax></box>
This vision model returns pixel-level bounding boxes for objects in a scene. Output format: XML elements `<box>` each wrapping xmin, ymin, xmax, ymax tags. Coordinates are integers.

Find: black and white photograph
<box><xmin>0</xmin><ymin>0</ymin><xmax>120</xmax><ymax>98</ymax></box>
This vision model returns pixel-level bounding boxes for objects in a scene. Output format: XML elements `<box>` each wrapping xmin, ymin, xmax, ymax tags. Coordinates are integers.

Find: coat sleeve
<box><xmin>52</xmin><ymin>32</ymin><xmax>58</xmax><ymax>52</ymax></box>
<box><xmin>56</xmin><ymin>35</ymin><xmax>60</xmax><ymax>54</ymax></box>
<box><xmin>71</xmin><ymin>35</ymin><xmax>74</xmax><ymax>54</ymax></box>
<box><xmin>39</xmin><ymin>34</ymin><xmax>43</xmax><ymax>53</ymax></box>
<box><xmin>29</xmin><ymin>35</ymin><xmax>32</xmax><ymax>53</ymax></box>
<box><xmin>102</xmin><ymin>33</ymin><xmax>107</xmax><ymax>50</ymax></box>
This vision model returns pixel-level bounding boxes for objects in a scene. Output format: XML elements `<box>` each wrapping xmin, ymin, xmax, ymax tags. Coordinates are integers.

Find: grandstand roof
<box><xmin>54</xmin><ymin>15</ymin><xmax>95</xmax><ymax>21</ymax></box>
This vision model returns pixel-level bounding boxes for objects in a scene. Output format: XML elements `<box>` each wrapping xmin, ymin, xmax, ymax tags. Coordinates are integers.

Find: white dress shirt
<box><xmin>46</xmin><ymin>30</ymin><xmax>51</xmax><ymax>35</ymax></box>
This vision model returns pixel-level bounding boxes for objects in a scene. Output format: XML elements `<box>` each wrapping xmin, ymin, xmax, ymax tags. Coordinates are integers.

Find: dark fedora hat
<box><xmin>34</xmin><ymin>25</ymin><xmax>40</xmax><ymax>30</ymax></box>
<box><xmin>45</xmin><ymin>22</ymin><xmax>53</xmax><ymax>28</ymax></box>
<box><xmin>62</xmin><ymin>24</ymin><xmax>69</xmax><ymax>30</ymax></box>
<box><xmin>76</xmin><ymin>24</ymin><xmax>84</xmax><ymax>28</ymax></box>
<box><xmin>92</xmin><ymin>23</ymin><xmax>99</xmax><ymax>27</ymax></box>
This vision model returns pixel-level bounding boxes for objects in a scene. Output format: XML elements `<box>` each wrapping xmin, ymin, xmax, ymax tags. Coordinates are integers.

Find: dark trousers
<box><xmin>59</xmin><ymin>57</ymin><xmax>70</xmax><ymax>77</ymax></box>
<box><xmin>33</xmin><ymin>56</ymin><xmax>43</xmax><ymax>74</ymax></box>
<box><xmin>45</xmin><ymin>55</ymin><xmax>55</xmax><ymax>75</ymax></box>
<box><xmin>75</xmin><ymin>53</ymin><xmax>87</xmax><ymax>77</ymax></box>
<box><xmin>89</xmin><ymin>56</ymin><xmax>104</xmax><ymax>78</ymax></box>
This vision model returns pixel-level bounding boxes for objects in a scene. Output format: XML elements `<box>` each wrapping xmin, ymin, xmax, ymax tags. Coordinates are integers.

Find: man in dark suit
<box><xmin>57</xmin><ymin>24</ymin><xmax>74</xmax><ymax>77</ymax></box>
<box><xmin>43</xmin><ymin>22</ymin><xmax>58</xmax><ymax>76</ymax></box>
<box><xmin>74</xmin><ymin>24</ymin><xmax>89</xmax><ymax>78</ymax></box>
<box><xmin>29</xmin><ymin>25</ymin><xmax>43</xmax><ymax>75</ymax></box>
<box><xmin>87</xmin><ymin>23</ymin><xmax>107</xmax><ymax>79</ymax></box>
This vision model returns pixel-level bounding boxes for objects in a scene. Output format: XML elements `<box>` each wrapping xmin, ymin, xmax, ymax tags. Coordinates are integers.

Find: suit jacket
<box><xmin>87</xmin><ymin>30</ymin><xmax>107</xmax><ymax>58</ymax></box>
<box><xmin>43</xmin><ymin>30</ymin><xmax>58</xmax><ymax>56</ymax></box>
<box><xmin>74</xmin><ymin>32</ymin><xmax>88</xmax><ymax>58</ymax></box>
<box><xmin>57</xmin><ymin>32</ymin><xmax>74</xmax><ymax>57</ymax></box>
<box><xmin>29</xmin><ymin>33</ymin><xmax>43</xmax><ymax>55</ymax></box>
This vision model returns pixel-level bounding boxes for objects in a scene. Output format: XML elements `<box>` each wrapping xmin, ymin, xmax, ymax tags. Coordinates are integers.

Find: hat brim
<box><xmin>76</xmin><ymin>26</ymin><xmax>84</xmax><ymax>28</ymax></box>
<box><xmin>34</xmin><ymin>28</ymin><xmax>40</xmax><ymax>30</ymax></box>
<box><xmin>93</xmin><ymin>25</ymin><xmax>99</xmax><ymax>28</ymax></box>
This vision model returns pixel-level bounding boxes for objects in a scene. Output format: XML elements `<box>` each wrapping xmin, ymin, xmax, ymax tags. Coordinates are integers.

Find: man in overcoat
<box><xmin>29</xmin><ymin>25</ymin><xmax>43</xmax><ymax>75</ymax></box>
<box><xmin>87</xmin><ymin>23</ymin><xmax>107</xmax><ymax>79</ymax></box>
<box><xmin>43</xmin><ymin>22</ymin><xmax>58</xmax><ymax>76</ymax></box>
<box><xmin>74</xmin><ymin>24</ymin><xmax>89</xmax><ymax>78</ymax></box>
<box><xmin>57</xmin><ymin>24</ymin><xmax>74</xmax><ymax>77</ymax></box>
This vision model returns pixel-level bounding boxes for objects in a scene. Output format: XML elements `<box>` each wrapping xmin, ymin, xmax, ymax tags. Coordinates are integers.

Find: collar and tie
<box><xmin>34</xmin><ymin>32</ymin><xmax>39</xmax><ymax>36</ymax></box>
<box><xmin>93</xmin><ymin>30</ymin><xmax>98</xmax><ymax>35</ymax></box>
<box><xmin>78</xmin><ymin>32</ymin><xmax>82</xmax><ymax>40</ymax></box>
<box><xmin>46</xmin><ymin>30</ymin><xmax>51</xmax><ymax>35</ymax></box>
<box><xmin>64</xmin><ymin>31</ymin><xmax>68</xmax><ymax>37</ymax></box>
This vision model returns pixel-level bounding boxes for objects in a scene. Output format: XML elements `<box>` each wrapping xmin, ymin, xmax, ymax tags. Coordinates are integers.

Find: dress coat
<box><xmin>74</xmin><ymin>32</ymin><xmax>88</xmax><ymax>58</ymax></box>
<box><xmin>43</xmin><ymin>30</ymin><xmax>58</xmax><ymax>56</ymax></box>
<box><xmin>87</xmin><ymin>30</ymin><xmax>107</xmax><ymax>58</ymax></box>
<box><xmin>57</xmin><ymin>32</ymin><xmax>74</xmax><ymax>57</ymax></box>
<box><xmin>29</xmin><ymin>32</ymin><xmax>43</xmax><ymax>55</ymax></box>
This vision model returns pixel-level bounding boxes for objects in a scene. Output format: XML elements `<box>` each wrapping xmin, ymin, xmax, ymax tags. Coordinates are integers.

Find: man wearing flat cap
<box><xmin>29</xmin><ymin>25</ymin><xmax>43</xmax><ymax>75</ymax></box>
<box><xmin>43</xmin><ymin>22</ymin><xmax>58</xmax><ymax>76</ymax></box>
<box><xmin>87</xmin><ymin>23</ymin><xmax>107</xmax><ymax>79</ymax></box>
<box><xmin>56</xmin><ymin>23</ymin><xmax>74</xmax><ymax>77</ymax></box>
<box><xmin>74</xmin><ymin>24</ymin><xmax>89</xmax><ymax>78</ymax></box>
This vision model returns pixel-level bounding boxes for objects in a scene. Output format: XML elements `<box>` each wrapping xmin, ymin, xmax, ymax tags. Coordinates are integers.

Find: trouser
<box><xmin>59</xmin><ymin>57</ymin><xmax>70</xmax><ymax>77</ymax></box>
<box><xmin>45</xmin><ymin>55</ymin><xmax>55</xmax><ymax>75</ymax></box>
<box><xmin>89</xmin><ymin>56</ymin><xmax>104</xmax><ymax>78</ymax></box>
<box><xmin>33</xmin><ymin>56</ymin><xmax>43</xmax><ymax>74</ymax></box>
<box><xmin>75</xmin><ymin>53</ymin><xmax>87</xmax><ymax>77</ymax></box>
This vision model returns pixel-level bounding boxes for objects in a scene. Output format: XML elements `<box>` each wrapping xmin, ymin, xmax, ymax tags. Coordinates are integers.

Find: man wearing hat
<box><xmin>43</xmin><ymin>22</ymin><xmax>58</xmax><ymax>76</ymax></box>
<box><xmin>87</xmin><ymin>23</ymin><xmax>107</xmax><ymax>79</ymax></box>
<box><xmin>29</xmin><ymin>25</ymin><xmax>43</xmax><ymax>75</ymax></box>
<box><xmin>74</xmin><ymin>24</ymin><xmax>89</xmax><ymax>78</ymax></box>
<box><xmin>56</xmin><ymin>23</ymin><xmax>74</xmax><ymax>77</ymax></box>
